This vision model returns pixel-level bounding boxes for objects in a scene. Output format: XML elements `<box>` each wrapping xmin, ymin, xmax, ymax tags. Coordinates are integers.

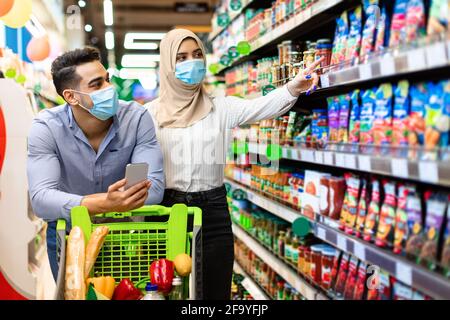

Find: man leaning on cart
<box><xmin>26</xmin><ymin>47</ymin><xmax>165</xmax><ymax>281</ymax></box>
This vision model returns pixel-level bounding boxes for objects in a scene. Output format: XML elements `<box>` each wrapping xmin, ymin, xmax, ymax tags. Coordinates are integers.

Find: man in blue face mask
<box><xmin>26</xmin><ymin>47</ymin><xmax>165</xmax><ymax>281</ymax></box>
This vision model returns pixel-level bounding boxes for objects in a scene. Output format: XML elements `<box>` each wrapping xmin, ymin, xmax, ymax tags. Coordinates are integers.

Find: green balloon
<box><xmin>292</xmin><ymin>217</ymin><xmax>312</xmax><ymax>237</ymax></box>
<box><xmin>266</xmin><ymin>144</ymin><xmax>282</xmax><ymax>161</ymax></box>
<box><xmin>16</xmin><ymin>74</ymin><xmax>27</xmax><ymax>84</ymax></box>
<box><xmin>5</xmin><ymin>68</ymin><xmax>16</xmax><ymax>79</ymax></box>
<box><xmin>237</xmin><ymin>41</ymin><xmax>251</xmax><ymax>55</ymax></box>
<box><xmin>209</xmin><ymin>63</ymin><xmax>220</xmax><ymax>75</ymax></box>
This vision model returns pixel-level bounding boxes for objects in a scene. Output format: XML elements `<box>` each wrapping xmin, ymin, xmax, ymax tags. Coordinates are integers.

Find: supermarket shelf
<box><xmin>246</xmin><ymin>142</ymin><xmax>450</xmax><ymax>188</ymax></box>
<box><xmin>225</xmin><ymin>177</ymin><xmax>450</xmax><ymax>300</ymax></box>
<box><xmin>232</xmin><ymin>223</ymin><xmax>328</xmax><ymax>300</ymax></box>
<box><xmin>233</xmin><ymin>261</ymin><xmax>271</xmax><ymax>300</ymax></box>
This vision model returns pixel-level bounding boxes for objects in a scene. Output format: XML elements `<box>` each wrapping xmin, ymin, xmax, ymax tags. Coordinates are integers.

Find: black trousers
<box><xmin>161</xmin><ymin>185</ymin><xmax>234</xmax><ymax>300</ymax></box>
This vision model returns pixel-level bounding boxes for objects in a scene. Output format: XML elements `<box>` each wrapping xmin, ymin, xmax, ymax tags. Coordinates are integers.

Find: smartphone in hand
<box><xmin>124</xmin><ymin>163</ymin><xmax>149</xmax><ymax>190</ymax></box>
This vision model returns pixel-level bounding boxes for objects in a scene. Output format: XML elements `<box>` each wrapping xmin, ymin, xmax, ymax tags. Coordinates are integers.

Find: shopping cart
<box><xmin>54</xmin><ymin>204</ymin><xmax>202</xmax><ymax>300</ymax></box>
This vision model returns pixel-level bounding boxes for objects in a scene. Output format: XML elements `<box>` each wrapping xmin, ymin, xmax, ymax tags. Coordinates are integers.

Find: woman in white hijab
<box><xmin>146</xmin><ymin>29</ymin><xmax>322</xmax><ymax>300</ymax></box>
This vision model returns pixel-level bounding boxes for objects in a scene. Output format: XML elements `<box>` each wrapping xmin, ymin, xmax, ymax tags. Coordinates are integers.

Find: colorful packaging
<box><xmin>360</xmin><ymin>89</ymin><xmax>376</xmax><ymax>145</ymax></box>
<box><xmin>418</xmin><ymin>191</ymin><xmax>447</xmax><ymax>270</ymax></box>
<box><xmin>392</xmin><ymin>80</ymin><xmax>410</xmax><ymax>148</ymax></box>
<box><xmin>346</xmin><ymin>6</ymin><xmax>362</xmax><ymax>65</ymax></box>
<box><xmin>327</xmin><ymin>97</ymin><xmax>340</xmax><ymax>143</ymax></box>
<box><xmin>424</xmin><ymin>81</ymin><xmax>447</xmax><ymax>159</ymax></box>
<box><xmin>389</xmin><ymin>0</ymin><xmax>408</xmax><ymax>47</ymax></box>
<box><xmin>375</xmin><ymin>180</ymin><xmax>397</xmax><ymax>248</ymax></box>
<box><xmin>338</xmin><ymin>94</ymin><xmax>351</xmax><ymax>143</ymax></box>
<box><xmin>334</xmin><ymin>253</ymin><xmax>350</xmax><ymax>298</ymax></box>
<box><xmin>360</xmin><ymin>0</ymin><xmax>379</xmax><ymax>63</ymax></box>
<box><xmin>311</xmin><ymin>109</ymin><xmax>329</xmax><ymax>146</ymax></box>
<box><xmin>319</xmin><ymin>176</ymin><xmax>330</xmax><ymax>216</ymax></box>
<box><xmin>441</xmin><ymin>198</ymin><xmax>450</xmax><ymax>278</ymax></box>
<box><xmin>441</xmin><ymin>80</ymin><xmax>450</xmax><ymax>148</ymax></box>
<box><xmin>373</xmin><ymin>83</ymin><xmax>394</xmax><ymax>146</ymax></box>
<box><xmin>367</xmin><ymin>270</ymin><xmax>391</xmax><ymax>300</ymax></box>
<box><xmin>301</xmin><ymin>193</ymin><xmax>320</xmax><ymax>219</ymax></box>
<box><xmin>427</xmin><ymin>0</ymin><xmax>449</xmax><ymax>36</ymax></box>
<box><xmin>392</xmin><ymin>279</ymin><xmax>413</xmax><ymax>300</ymax></box>
<box><xmin>343</xmin><ymin>256</ymin><xmax>359</xmax><ymax>300</ymax></box>
<box><xmin>363</xmin><ymin>179</ymin><xmax>381</xmax><ymax>242</ymax></box>
<box><xmin>374</xmin><ymin>6</ymin><xmax>388</xmax><ymax>53</ymax></box>
<box><xmin>393</xmin><ymin>185</ymin><xmax>415</xmax><ymax>255</ymax></box>
<box><xmin>405</xmin><ymin>191</ymin><xmax>425</xmax><ymax>260</ymax></box>
<box><xmin>405</xmin><ymin>0</ymin><xmax>426</xmax><ymax>43</ymax></box>
<box><xmin>304</xmin><ymin>170</ymin><xmax>330</xmax><ymax>197</ymax></box>
<box><xmin>330</xmin><ymin>251</ymin><xmax>343</xmax><ymax>291</ymax></box>
<box><xmin>343</xmin><ymin>174</ymin><xmax>361</xmax><ymax>235</ymax></box>
<box><xmin>353</xmin><ymin>261</ymin><xmax>367</xmax><ymax>300</ymax></box>
<box><xmin>329</xmin><ymin>177</ymin><xmax>347</xmax><ymax>220</ymax></box>
<box><xmin>408</xmin><ymin>83</ymin><xmax>429</xmax><ymax>149</ymax></box>
<box><xmin>330</xmin><ymin>12</ymin><xmax>349</xmax><ymax>66</ymax></box>
<box><xmin>339</xmin><ymin>191</ymin><xmax>350</xmax><ymax>231</ymax></box>
<box><xmin>355</xmin><ymin>178</ymin><xmax>369</xmax><ymax>238</ymax></box>
<box><xmin>349</xmin><ymin>89</ymin><xmax>361</xmax><ymax>144</ymax></box>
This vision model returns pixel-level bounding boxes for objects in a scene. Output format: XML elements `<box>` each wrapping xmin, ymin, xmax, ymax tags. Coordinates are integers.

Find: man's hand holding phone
<box><xmin>104</xmin><ymin>178</ymin><xmax>151</xmax><ymax>212</ymax></box>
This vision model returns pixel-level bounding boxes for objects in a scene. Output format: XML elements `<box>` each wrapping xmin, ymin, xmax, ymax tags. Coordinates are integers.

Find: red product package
<box><xmin>329</xmin><ymin>177</ymin><xmax>346</xmax><ymax>220</ymax></box>
<box><xmin>355</xmin><ymin>178</ymin><xmax>370</xmax><ymax>238</ymax></box>
<box><xmin>344</xmin><ymin>174</ymin><xmax>362</xmax><ymax>235</ymax></box>
<box><xmin>353</xmin><ymin>261</ymin><xmax>367</xmax><ymax>300</ymax></box>
<box><xmin>334</xmin><ymin>253</ymin><xmax>350</xmax><ymax>298</ymax></box>
<box><xmin>330</xmin><ymin>251</ymin><xmax>343</xmax><ymax>291</ymax></box>
<box><xmin>393</xmin><ymin>185</ymin><xmax>415</xmax><ymax>254</ymax></box>
<box><xmin>375</xmin><ymin>180</ymin><xmax>397</xmax><ymax>248</ymax></box>
<box><xmin>363</xmin><ymin>179</ymin><xmax>381</xmax><ymax>242</ymax></box>
<box><xmin>343</xmin><ymin>256</ymin><xmax>359</xmax><ymax>300</ymax></box>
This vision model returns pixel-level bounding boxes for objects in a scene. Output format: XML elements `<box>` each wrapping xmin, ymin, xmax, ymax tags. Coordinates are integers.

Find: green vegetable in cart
<box><xmin>150</xmin><ymin>258</ymin><xmax>175</xmax><ymax>295</ymax></box>
<box><xmin>112</xmin><ymin>279</ymin><xmax>143</xmax><ymax>300</ymax></box>
<box><xmin>173</xmin><ymin>253</ymin><xmax>192</xmax><ymax>277</ymax></box>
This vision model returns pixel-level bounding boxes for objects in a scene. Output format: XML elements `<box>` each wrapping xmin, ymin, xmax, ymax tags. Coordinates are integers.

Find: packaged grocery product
<box><xmin>367</xmin><ymin>270</ymin><xmax>391</xmax><ymax>300</ymax></box>
<box><xmin>334</xmin><ymin>253</ymin><xmax>350</xmax><ymax>298</ymax></box>
<box><xmin>304</xmin><ymin>170</ymin><xmax>330</xmax><ymax>197</ymax></box>
<box><xmin>311</xmin><ymin>109</ymin><xmax>328</xmax><ymax>146</ymax></box>
<box><xmin>363</xmin><ymin>179</ymin><xmax>381</xmax><ymax>242</ymax></box>
<box><xmin>373</xmin><ymin>83</ymin><xmax>393</xmax><ymax>146</ymax></box>
<box><xmin>405</xmin><ymin>191</ymin><xmax>425</xmax><ymax>260</ymax></box>
<box><xmin>441</xmin><ymin>80</ymin><xmax>450</xmax><ymax>149</ymax></box>
<box><xmin>360</xmin><ymin>89</ymin><xmax>376</xmax><ymax>145</ymax></box>
<box><xmin>345</xmin><ymin>6</ymin><xmax>362</xmax><ymax>65</ymax></box>
<box><xmin>441</xmin><ymin>199</ymin><xmax>450</xmax><ymax>278</ymax></box>
<box><xmin>338</xmin><ymin>94</ymin><xmax>351</xmax><ymax>143</ymax></box>
<box><xmin>327</xmin><ymin>97</ymin><xmax>340</xmax><ymax>143</ymax></box>
<box><xmin>288</xmin><ymin>173</ymin><xmax>304</xmax><ymax>208</ymax></box>
<box><xmin>353</xmin><ymin>261</ymin><xmax>367</xmax><ymax>300</ymax></box>
<box><xmin>321</xmin><ymin>247</ymin><xmax>336</xmax><ymax>290</ymax></box>
<box><xmin>285</xmin><ymin>111</ymin><xmax>297</xmax><ymax>145</ymax></box>
<box><xmin>375</xmin><ymin>180</ymin><xmax>397</xmax><ymax>248</ymax></box>
<box><xmin>343</xmin><ymin>256</ymin><xmax>359</xmax><ymax>300</ymax></box>
<box><xmin>392</xmin><ymin>80</ymin><xmax>410</xmax><ymax>148</ymax></box>
<box><xmin>330</xmin><ymin>11</ymin><xmax>349</xmax><ymax>66</ymax></box>
<box><xmin>424</xmin><ymin>81</ymin><xmax>448</xmax><ymax>158</ymax></box>
<box><xmin>389</xmin><ymin>0</ymin><xmax>408</xmax><ymax>47</ymax></box>
<box><xmin>319</xmin><ymin>176</ymin><xmax>330</xmax><ymax>216</ymax></box>
<box><xmin>301</xmin><ymin>192</ymin><xmax>320</xmax><ymax>219</ymax></box>
<box><xmin>343</xmin><ymin>174</ymin><xmax>361</xmax><ymax>234</ymax></box>
<box><xmin>360</xmin><ymin>0</ymin><xmax>379</xmax><ymax>63</ymax></box>
<box><xmin>330</xmin><ymin>250</ymin><xmax>343</xmax><ymax>291</ymax></box>
<box><xmin>393</xmin><ymin>185</ymin><xmax>415</xmax><ymax>254</ymax></box>
<box><xmin>405</xmin><ymin>0</ymin><xmax>426</xmax><ymax>43</ymax></box>
<box><xmin>374</xmin><ymin>6</ymin><xmax>388</xmax><ymax>53</ymax></box>
<box><xmin>349</xmin><ymin>89</ymin><xmax>361</xmax><ymax>144</ymax></box>
<box><xmin>392</xmin><ymin>279</ymin><xmax>413</xmax><ymax>300</ymax></box>
<box><xmin>329</xmin><ymin>177</ymin><xmax>347</xmax><ymax>220</ymax></box>
<box><xmin>408</xmin><ymin>83</ymin><xmax>428</xmax><ymax>149</ymax></box>
<box><xmin>340</xmin><ymin>191</ymin><xmax>350</xmax><ymax>231</ymax></box>
<box><xmin>310</xmin><ymin>244</ymin><xmax>323</xmax><ymax>285</ymax></box>
<box><xmin>412</xmin><ymin>289</ymin><xmax>426</xmax><ymax>300</ymax></box>
<box><xmin>427</xmin><ymin>0</ymin><xmax>449</xmax><ymax>36</ymax></box>
<box><xmin>355</xmin><ymin>178</ymin><xmax>369</xmax><ymax>238</ymax></box>
<box><xmin>418</xmin><ymin>191</ymin><xmax>447</xmax><ymax>270</ymax></box>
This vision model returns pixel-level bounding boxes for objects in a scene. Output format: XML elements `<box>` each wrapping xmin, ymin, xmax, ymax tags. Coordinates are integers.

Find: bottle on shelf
<box><xmin>284</xmin><ymin>228</ymin><xmax>293</xmax><ymax>263</ymax></box>
<box><xmin>169</xmin><ymin>277</ymin><xmax>184</xmax><ymax>300</ymax></box>
<box><xmin>142</xmin><ymin>283</ymin><xmax>165</xmax><ymax>300</ymax></box>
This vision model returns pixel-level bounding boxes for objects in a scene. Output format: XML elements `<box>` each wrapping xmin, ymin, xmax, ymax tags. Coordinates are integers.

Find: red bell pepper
<box><xmin>112</xmin><ymin>279</ymin><xmax>142</xmax><ymax>300</ymax></box>
<box><xmin>150</xmin><ymin>258</ymin><xmax>174</xmax><ymax>295</ymax></box>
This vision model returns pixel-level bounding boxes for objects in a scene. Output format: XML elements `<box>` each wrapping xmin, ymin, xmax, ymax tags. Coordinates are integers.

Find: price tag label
<box><xmin>358</xmin><ymin>155</ymin><xmax>372</xmax><ymax>172</ymax></box>
<box><xmin>335</xmin><ymin>153</ymin><xmax>345</xmax><ymax>167</ymax></box>
<box><xmin>315</xmin><ymin>151</ymin><xmax>324</xmax><ymax>164</ymax></box>
<box><xmin>407</xmin><ymin>48</ymin><xmax>426</xmax><ymax>71</ymax></box>
<box><xmin>320</xmin><ymin>73</ymin><xmax>330</xmax><ymax>88</ymax></box>
<box><xmin>337</xmin><ymin>234</ymin><xmax>347</xmax><ymax>252</ymax></box>
<box><xmin>391</xmin><ymin>158</ymin><xmax>409</xmax><ymax>178</ymax></box>
<box><xmin>419</xmin><ymin>161</ymin><xmax>439</xmax><ymax>184</ymax></box>
<box><xmin>426</xmin><ymin>42</ymin><xmax>447</xmax><ymax>68</ymax></box>
<box><xmin>395</xmin><ymin>262</ymin><xmax>413</xmax><ymax>286</ymax></box>
<box><xmin>301</xmin><ymin>149</ymin><xmax>315</xmax><ymax>162</ymax></box>
<box><xmin>324</xmin><ymin>152</ymin><xmax>334</xmax><ymax>165</ymax></box>
<box><xmin>344</xmin><ymin>154</ymin><xmax>357</xmax><ymax>169</ymax></box>
<box><xmin>353</xmin><ymin>241</ymin><xmax>366</xmax><ymax>261</ymax></box>
<box><xmin>316</xmin><ymin>227</ymin><xmax>326</xmax><ymax>240</ymax></box>
<box><xmin>291</xmin><ymin>149</ymin><xmax>300</xmax><ymax>161</ymax></box>
<box><xmin>359</xmin><ymin>63</ymin><xmax>372</xmax><ymax>80</ymax></box>
<box><xmin>380</xmin><ymin>54</ymin><xmax>395</xmax><ymax>76</ymax></box>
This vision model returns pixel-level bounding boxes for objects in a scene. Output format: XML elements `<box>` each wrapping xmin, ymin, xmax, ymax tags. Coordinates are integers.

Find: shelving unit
<box><xmin>226</xmin><ymin>177</ymin><xmax>450</xmax><ymax>300</ymax></box>
<box><xmin>233</xmin><ymin>261</ymin><xmax>271</xmax><ymax>300</ymax></box>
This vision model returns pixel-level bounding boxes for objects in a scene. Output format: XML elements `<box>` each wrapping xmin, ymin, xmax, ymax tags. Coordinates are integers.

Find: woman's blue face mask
<box><xmin>69</xmin><ymin>86</ymin><xmax>119</xmax><ymax>121</ymax></box>
<box><xmin>175</xmin><ymin>59</ymin><xmax>206</xmax><ymax>85</ymax></box>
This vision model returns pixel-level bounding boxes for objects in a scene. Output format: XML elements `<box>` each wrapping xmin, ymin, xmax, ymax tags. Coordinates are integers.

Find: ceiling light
<box><xmin>124</xmin><ymin>33</ymin><xmax>159</xmax><ymax>50</ymax></box>
<box><xmin>124</xmin><ymin>32</ymin><xmax>166</xmax><ymax>40</ymax></box>
<box><xmin>84</xmin><ymin>24</ymin><xmax>92</xmax><ymax>32</ymax></box>
<box><xmin>104</xmin><ymin>0</ymin><xmax>114</xmax><ymax>26</ymax></box>
<box><xmin>119</xmin><ymin>68</ymin><xmax>157</xmax><ymax>80</ymax></box>
<box><xmin>78</xmin><ymin>0</ymin><xmax>86</xmax><ymax>8</ymax></box>
<box><xmin>121</xmin><ymin>54</ymin><xmax>160</xmax><ymax>68</ymax></box>
<box><xmin>105</xmin><ymin>31</ymin><xmax>115</xmax><ymax>50</ymax></box>
<box><xmin>139</xmin><ymin>77</ymin><xmax>158</xmax><ymax>90</ymax></box>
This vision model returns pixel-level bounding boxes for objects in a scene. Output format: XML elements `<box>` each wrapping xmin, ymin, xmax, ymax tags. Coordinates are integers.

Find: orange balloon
<box><xmin>0</xmin><ymin>0</ymin><xmax>14</xmax><ymax>17</ymax></box>
<box><xmin>26</xmin><ymin>36</ymin><xmax>51</xmax><ymax>62</ymax></box>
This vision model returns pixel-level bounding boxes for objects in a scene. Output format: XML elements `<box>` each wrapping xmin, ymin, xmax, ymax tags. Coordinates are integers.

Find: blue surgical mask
<box><xmin>175</xmin><ymin>59</ymin><xmax>206</xmax><ymax>85</ymax></box>
<box><xmin>71</xmin><ymin>86</ymin><xmax>119</xmax><ymax>121</ymax></box>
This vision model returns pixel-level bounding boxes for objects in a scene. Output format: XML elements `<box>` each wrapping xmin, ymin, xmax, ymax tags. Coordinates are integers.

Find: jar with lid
<box><xmin>321</xmin><ymin>247</ymin><xmax>336</xmax><ymax>290</ymax></box>
<box><xmin>303</xmin><ymin>50</ymin><xmax>316</xmax><ymax>69</ymax></box>
<box><xmin>310</xmin><ymin>244</ymin><xmax>323</xmax><ymax>286</ymax></box>
<box><xmin>315</xmin><ymin>38</ymin><xmax>332</xmax><ymax>73</ymax></box>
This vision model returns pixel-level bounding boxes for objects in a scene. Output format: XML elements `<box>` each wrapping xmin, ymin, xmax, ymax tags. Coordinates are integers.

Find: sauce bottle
<box><xmin>278</xmin><ymin>230</ymin><xmax>286</xmax><ymax>258</ymax></box>
<box><xmin>291</xmin><ymin>235</ymin><xmax>299</xmax><ymax>265</ymax></box>
<box><xmin>284</xmin><ymin>229</ymin><xmax>293</xmax><ymax>263</ymax></box>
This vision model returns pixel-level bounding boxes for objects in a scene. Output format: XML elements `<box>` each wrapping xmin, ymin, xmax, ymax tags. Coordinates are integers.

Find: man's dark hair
<box><xmin>51</xmin><ymin>46</ymin><xmax>101</xmax><ymax>97</ymax></box>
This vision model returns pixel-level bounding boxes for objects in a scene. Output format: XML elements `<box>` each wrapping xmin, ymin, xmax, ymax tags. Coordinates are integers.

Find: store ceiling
<box><xmin>63</xmin><ymin>0</ymin><xmax>218</xmax><ymax>68</ymax></box>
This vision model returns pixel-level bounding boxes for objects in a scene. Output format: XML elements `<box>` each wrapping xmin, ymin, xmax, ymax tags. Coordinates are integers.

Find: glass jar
<box><xmin>315</xmin><ymin>38</ymin><xmax>332</xmax><ymax>73</ymax></box>
<box><xmin>284</xmin><ymin>229</ymin><xmax>292</xmax><ymax>263</ymax></box>
<box><xmin>291</xmin><ymin>235</ymin><xmax>299</xmax><ymax>265</ymax></box>
<box><xmin>303</xmin><ymin>246</ymin><xmax>312</xmax><ymax>280</ymax></box>
<box><xmin>303</xmin><ymin>50</ymin><xmax>316</xmax><ymax>69</ymax></box>
<box><xmin>277</xmin><ymin>230</ymin><xmax>286</xmax><ymax>258</ymax></box>
<box><xmin>297</xmin><ymin>244</ymin><xmax>305</xmax><ymax>274</ymax></box>
<box><xmin>321</xmin><ymin>247</ymin><xmax>336</xmax><ymax>290</ymax></box>
<box><xmin>310</xmin><ymin>245</ymin><xmax>323</xmax><ymax>286</ymax></box>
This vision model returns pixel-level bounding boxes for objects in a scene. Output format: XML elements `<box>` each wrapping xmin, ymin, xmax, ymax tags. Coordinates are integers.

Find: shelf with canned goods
<box><xmin>225</xmin><ymin>177</ymin><xmax>450</xmax><ymax>300</ymax></box>
<box><xmin>232</xmin><ymin>261</ymin><xmax>271</xmax><ymax>300</ymax></box>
